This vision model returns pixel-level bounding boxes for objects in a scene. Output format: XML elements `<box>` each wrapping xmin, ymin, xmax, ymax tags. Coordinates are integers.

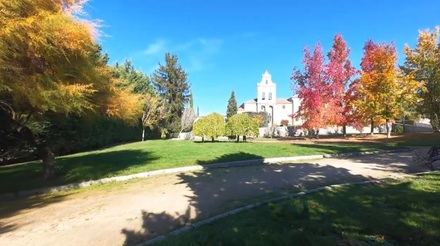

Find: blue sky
<box><xmin>84</xmin><ymin>0</ymin><xmax>440</xmax><ymax>115</ymax></box>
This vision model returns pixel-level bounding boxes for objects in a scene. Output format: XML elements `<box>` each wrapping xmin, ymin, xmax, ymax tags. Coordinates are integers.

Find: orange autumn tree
<box><xmin>353</xmin><ymin>40</ymin><xmax>419</xmax><ymax>137</ymax></box>
<box><xmin>0</xmin><ymin>0</ymin><xmax>142</xmax><ymax>178</ymax></box>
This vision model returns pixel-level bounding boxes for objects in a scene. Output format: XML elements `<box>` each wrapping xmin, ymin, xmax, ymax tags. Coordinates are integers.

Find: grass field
<box><xmin>158</xmin><ymin>172</ymin><xmax>440</xmax><ymax>246</ymax></box>
<box><xmin>1</xmin><ymin>133</ymin><xmax>439</xmax><ymax>194</ymax></box>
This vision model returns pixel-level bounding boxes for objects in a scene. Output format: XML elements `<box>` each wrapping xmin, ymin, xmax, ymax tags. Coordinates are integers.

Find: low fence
<box><xmin>258</xmin><ymin>123</ymin><xmax>433</xmax><ymax>137</ymax></box>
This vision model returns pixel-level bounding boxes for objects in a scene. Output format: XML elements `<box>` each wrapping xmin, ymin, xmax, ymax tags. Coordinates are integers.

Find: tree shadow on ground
<box><xmin>293</xmin><ymin>132</ymin><xmax>440</xmax><ymax>147</ymax></box>
<box><xmin>294</xmin><ymin>143</ymin><xmax>394</xmax><ymax>155</ymax></box>
<box><xmin>0</xmin><ymin>192</ymin><xmax>68</xmax><ymax>235</ymax></box>
<box><xmin>0</xmin><ymin>149</ymin><xmax>158</xmax><ymax>194</ymax></box>
<box><xmin>121</xmin><ymin>152</ymin><xmax>378</xmax><ymax>245</ymax></box>
<box><xmin>0</xmin><ymin>149</ymin><xmax>159</xmax><ymax>235</ymax></box>
<box><xmin>156</xmin><ymin>174</ymin><xmax>440</xmax><ymax>245</ymax></box>
<box><xmin>57</xmin><ymin>149</ymin><xmax>158</xmax><ymax>182</ymax></box>
<box><xmin>196</xmin><ymin>152</ymin><xmax>264</xmax><ymax>165</ymax></box>
<box><xmin>121</xmin><ymin>208</ymin><xmax>192</xmax><ymax>246</ymax></box>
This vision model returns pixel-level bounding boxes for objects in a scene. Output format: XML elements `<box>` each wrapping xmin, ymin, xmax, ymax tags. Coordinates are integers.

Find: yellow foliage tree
<box><xmin>403</xmin><ymin>27</ymin><xmax>440</xmax><ymax>131</ymax></box>
<box><xmin>0</xmin><ymin>0</ymin><xmax>142</xmax><ymax>178</ymax></box>
<box><xmin>354</xmin><ymin>40</ymin><xmax>420</xmax><ymax>137</ymax></box>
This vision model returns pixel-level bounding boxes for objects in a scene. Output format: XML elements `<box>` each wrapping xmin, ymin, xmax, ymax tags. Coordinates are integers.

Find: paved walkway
<box><xmin>0</xmin><ymin>151</ymin><xmax>427</xmax><ymax>246</ymax></box>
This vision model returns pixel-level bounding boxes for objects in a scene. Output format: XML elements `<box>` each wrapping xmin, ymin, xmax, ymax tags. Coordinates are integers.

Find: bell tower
<box><xmin>257</xmin><ymin>70</ymin><xmax>276</xmax><ymax>125</ymax></box>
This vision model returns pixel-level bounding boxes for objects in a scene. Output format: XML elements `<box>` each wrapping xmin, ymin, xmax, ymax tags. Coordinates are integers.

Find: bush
<box><xmin>393</xmin><ymin>123</ymin><xmax>404</xmax><ymax>134</ymax></box>
<box><xmin>1</xmin><ymin>114</ymin><xmax>148</xmax><ymax>165</ymax></box>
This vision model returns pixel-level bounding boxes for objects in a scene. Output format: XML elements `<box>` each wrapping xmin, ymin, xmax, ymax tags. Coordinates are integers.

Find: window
<box><xmin>261</xmin><ymin>106</ymin><xmax>266</xmax><ymax>111</ymax></box>
<box><xmin>282</xmin><ymin>105</ymin><xmax>285</xmax><ymax>109</ymax></box>
<box><xmin>269</xmin><ymin>92</ymin><xmax>272</xmax><ymax>100</ymax></box>
<box><xmin>266</xmin><ymin>80</ymin><xmax>268</xmax><ymax>84</ymax></box>
<box><xmin>262</xmin><ymin>92</ymin><xmax>265</xmax><ymax>100</ymax></box>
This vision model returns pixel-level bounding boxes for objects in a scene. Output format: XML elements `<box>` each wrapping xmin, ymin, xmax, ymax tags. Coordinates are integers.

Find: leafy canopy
<box><xmin>192</xmin><ymin>113</ymin><xmax>225</xmax><ymax>141</ymax></box>
<box><xmin>226</xmin><ymin>113</ymin><xmax>259</xmax><ymax>140</ymax></box>
<box><xmin>353</xmin><ymin>40</ymin><xmax>420</xmax><ymax>126</ymax></box>
<box><xmin>403</xmin><ymin>27</ymin><xmax>440</xmax><ymax>130</ymax></box>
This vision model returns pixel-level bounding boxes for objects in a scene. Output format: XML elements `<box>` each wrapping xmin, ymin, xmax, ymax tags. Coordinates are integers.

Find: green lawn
<box><xmin>1</xmin><ymin>133</ymin><xmax>439</xmax><ymax>194</ymax></box>
<box><xmin>158</xmin><ymin>172</ymin><xmax>440</xmax><ymax>246</ymax></box>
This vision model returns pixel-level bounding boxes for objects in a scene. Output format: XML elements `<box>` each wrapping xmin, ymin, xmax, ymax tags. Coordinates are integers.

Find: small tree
<box><xmin>226</xmin><ymin>114</ymin><xmax>259</xmax><ymax>142</ymax></box>
<box><xmin>192</xmin><ymin>117</ymin><xmax>208</xmax><ymax>142</ymax></box>
<box><xmin>192</xmin><ymin>113</ymin><xmax>225</xmax><ymax>142</ymax></box>
<box><xmin>141</xmin><ymin>93</ymin><xmax>163</xmax><ymax>141</ymax></box>
<box><xmin>205</xmin><ymin>113</ymin><xmax>225</xmax><ymax>142</ymax></box>
<box><xmin>226</xmin><ymin>91</ymin><xmax>238</xmax><ymax>120</ymax></box>
<box><xmin>246</xmin><ymin>112</ymin><xmax>269</xmax><ymax>127</ymax></box>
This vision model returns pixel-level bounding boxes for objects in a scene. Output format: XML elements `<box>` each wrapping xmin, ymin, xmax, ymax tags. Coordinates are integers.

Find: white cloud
<box><xmin>140</xmin><ymin>38</ymin><xmax>223</xmax><ymax>73</ymax></box>
<box><xmin>143</xmin><ymin>39</ymin><xmax>167</xmax><ymax>55</ymax></box>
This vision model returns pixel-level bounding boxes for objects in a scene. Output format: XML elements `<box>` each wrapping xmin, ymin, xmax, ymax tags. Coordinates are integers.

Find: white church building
<box><xmin>238</xmin><ymin>70</ymin><xmax>302</xmax><ymax>127</ymax></box>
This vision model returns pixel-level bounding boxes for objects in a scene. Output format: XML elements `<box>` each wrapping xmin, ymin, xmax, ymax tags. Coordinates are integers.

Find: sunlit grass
<box><xmin>158</xmin><ymin>172</ymin><xmax>440</xmax><ymax>246</ymax></box>
<box><xmin>1</xmin><ymin>133</ymin><xmax>439</xmax><ymax>193</ymax></box>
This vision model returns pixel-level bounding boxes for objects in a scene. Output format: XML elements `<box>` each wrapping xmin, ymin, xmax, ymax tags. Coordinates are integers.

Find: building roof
<box><xmin>244</xmin><ymin>98</ymin><xmax>257</xmax><ymax>104</ymax></box>
<box><xmin>239</xmin><ymin>96</ymin><xmax>299</xmax><ymax>107</ymax></box>
<box><xmin>276</xmin><ymin>98</ymin><xmax>291</xmax><ymax>104</ymax></box>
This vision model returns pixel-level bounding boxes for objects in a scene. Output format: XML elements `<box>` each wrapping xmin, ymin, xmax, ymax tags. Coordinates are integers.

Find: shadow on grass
<box><xmin>196</xmin><ymin>152</ymin><xmax>264</xmax><ymax>165</ymax></box>
<box><xmin>57</xmin><ymin>149</ymin><xmax>158</xmax><ymax>182</ymax></box>
<box><xmin>0</xmin><ymin>149</ymin><xmax>158</xmax><ymax>194</ymax></box>
<box><xmin>153</xmin><ymin>173</ymin><xmax>440</xmax><ymax>246</ymax></box>
<box><xmin>121</xmin><ymin>152</ymin><xmax>374</xmax><ymax>245</ymax></box>
<box><xmin>294</xmin><ymin>143</ymin><xmax>394</xmax><ymax>154</ymax></box>
<box><xmin>120</xmin><ymin>150</ymin><xmax>435</xmax><ymax>245</ymax></box>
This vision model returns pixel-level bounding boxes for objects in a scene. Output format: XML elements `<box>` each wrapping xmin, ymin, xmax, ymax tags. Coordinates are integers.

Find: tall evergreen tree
<box><xmin>226</xmin><ymin>91</ymin><xmax>238</xmax><ymax>119</ymax></box>
<box><xmin>152</xmin><ymin>53</ymin><xmax>190</xmax><ymax>135</ymax></box>
<box><xmin>189</xmin><ymin>93</ymin><xmax>194</xmax><ymax>109</ymax></box>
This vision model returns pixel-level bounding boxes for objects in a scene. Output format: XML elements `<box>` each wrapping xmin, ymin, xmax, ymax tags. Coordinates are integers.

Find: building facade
<box><xmin>238</xmin><ymin>70</ymin><xmax>302</xmax><ymax>126</ymax></box>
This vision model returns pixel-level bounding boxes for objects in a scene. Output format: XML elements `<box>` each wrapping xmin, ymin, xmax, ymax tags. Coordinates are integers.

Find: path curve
<box><xmin>0</xmin><ymin>150</ymin><xmax>428</xmax><ymax>246</ymax></box>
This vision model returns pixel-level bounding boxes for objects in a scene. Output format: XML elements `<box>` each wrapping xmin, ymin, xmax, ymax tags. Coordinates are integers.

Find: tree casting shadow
<box><xmin>121</xmin><ymin>152</ymin><xmax>375</xmax><ymax>245</ymax></box>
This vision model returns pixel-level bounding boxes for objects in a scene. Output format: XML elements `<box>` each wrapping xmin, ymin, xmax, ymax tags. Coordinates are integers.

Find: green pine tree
<box><xmin>152</xmin><ymin>53</ymin><xmax>190</xmax><ymax>136</ymax></box>
<box><xmin>226</xmin><ymin>91</ymin><xmax>238</xmax><ymax>119</ymax></box>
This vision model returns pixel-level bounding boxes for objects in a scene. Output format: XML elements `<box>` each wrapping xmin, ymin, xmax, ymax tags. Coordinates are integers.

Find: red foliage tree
<box><xmin>292</xmin><ymin>44</ymin><xmax>328</xmax><ymax>133</ymax></box>
<box><xmin>325</xmin><ymin>35</ymin><xmax>359</xmax><ymax>134</ymax></box>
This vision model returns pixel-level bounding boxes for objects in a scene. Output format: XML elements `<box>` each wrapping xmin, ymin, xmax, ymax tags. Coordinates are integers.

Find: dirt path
<box><xmin>0</xmin><ymin>151</ymin><xmax>428</xmax><ymax>246</ymax></box>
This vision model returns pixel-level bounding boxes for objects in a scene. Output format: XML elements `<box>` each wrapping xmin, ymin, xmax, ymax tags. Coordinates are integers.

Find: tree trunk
<box><xmin>211</xmin><ymin>136</ymin><xmax>214</xmax><ymax>142</ymax></box>
<box><xmin>243</xmin><ymin>135</ymin><xmax>247</xmax><ymax>142</ymax></box>
<box><xmin>402</xmin><ymin>117</ymin><xmax>405</xmax><ymax>133</ymax></box>
<box><xmin>342</xmin><ymin>124</ymin><xmax>347</xmax><ymax>137</ymax></box>
<box><xmin>41</xmin><ymin>146</ymin><xmax>55</xmax><ymax>180</ymax></box>
<box><xmin>202</xmin><ymin>136</ymin><xmax>204</xmax><ymax>142</ymax></box>
<box><xmin>370</xmin><ymin>118</ymin><xmax>374</xmax><ymax>135</ymax></box>
<box><xmin>386</xmin><ymin>119</ymin><xmax>392</xmax><ymax>138</ymax></box>
<box><xmin>236</xmin><ymin>135</ymin><xmax>239</xmax><ymax>142</ymax></box>
<box><xmin>142</xmin><ymin>127</ymin><xmax>146</xmax><ymax>141</ymax></box>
